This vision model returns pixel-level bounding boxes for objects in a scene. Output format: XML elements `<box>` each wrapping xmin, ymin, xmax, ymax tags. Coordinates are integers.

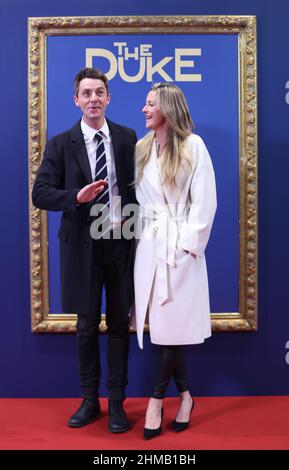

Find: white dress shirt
<box><xmin>81</xmin><ymin>118</ymin><xmax>122</xmax><ymax>228</ymax></box>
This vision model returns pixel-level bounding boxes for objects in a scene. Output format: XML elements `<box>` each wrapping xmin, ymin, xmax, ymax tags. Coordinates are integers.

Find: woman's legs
<box><xmin>152</xmin><ymin>345</ymin><xmax>181</xmax><ymax>398</ymax></box>
<box><xmin>145</xmin><ymin>345</ymin><xmax>193</xmax><ymax>430</ymax></box>
<box><xmin>145</xmin><ymin>345</ymin><xmax>176</xmax><ymax>430</ymax></box>
<box><xmin>145</xmin><ymin>345</ymin><xmax>189</xmax><ymax>429</ymax></box>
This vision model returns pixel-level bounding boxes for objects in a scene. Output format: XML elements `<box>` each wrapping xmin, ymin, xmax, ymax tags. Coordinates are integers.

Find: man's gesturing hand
<box><xmin>77</xmin><ymin>179</ymin><xmax>108</xmax><ymax>204</ymax></box>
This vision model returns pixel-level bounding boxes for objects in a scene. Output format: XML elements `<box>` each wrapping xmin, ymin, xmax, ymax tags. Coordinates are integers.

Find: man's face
<box><xmin>74</xmin><ymin>78</ymin><xmax>110</xmax><ymax>127</ymax></box>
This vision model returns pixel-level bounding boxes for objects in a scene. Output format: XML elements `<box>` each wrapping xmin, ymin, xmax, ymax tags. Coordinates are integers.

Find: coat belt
<box><xmin>140</xmin><ymin>208</ymin><xmax>186</xmax><ymax>306</ymax></box>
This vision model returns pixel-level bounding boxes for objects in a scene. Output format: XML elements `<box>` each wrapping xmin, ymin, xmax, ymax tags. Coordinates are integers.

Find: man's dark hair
<box><xmin>74</xmin><ymin>68</ymin><xmax>109</xmax><ymax>96</ymax></box>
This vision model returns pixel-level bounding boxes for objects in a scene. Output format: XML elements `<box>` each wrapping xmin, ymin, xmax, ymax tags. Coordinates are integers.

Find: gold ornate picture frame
<box><xmin>28</xmin><ymin>15</ymin><xmax>257</xmax><ymax>333</ymax></box>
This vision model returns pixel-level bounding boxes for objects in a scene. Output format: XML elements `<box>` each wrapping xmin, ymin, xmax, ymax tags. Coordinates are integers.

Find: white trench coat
<box><xmin>132</xmin><ymin>134</ymin><xmax>217</xmax><ymax>349</ymax></box>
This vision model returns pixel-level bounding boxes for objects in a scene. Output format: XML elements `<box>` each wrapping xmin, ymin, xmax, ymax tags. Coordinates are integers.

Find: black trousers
<box><xmin>76</xmin><ymin>236</ymin><xmax>133</xmax><ymax>402</ymax></box>
<box><xmin>152</xmin><ymin>345</ymin><xmax>189</xmax><ymax>399</ymax></box>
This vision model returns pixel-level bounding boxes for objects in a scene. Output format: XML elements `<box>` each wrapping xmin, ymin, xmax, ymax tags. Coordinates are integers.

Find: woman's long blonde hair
<box><xmin>135</xmin><ymin>83</ymin><xmax>195</xmax><ymax>186</ymax></box>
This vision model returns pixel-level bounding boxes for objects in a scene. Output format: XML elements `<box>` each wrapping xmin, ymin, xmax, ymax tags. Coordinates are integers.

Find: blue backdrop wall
<box><xmin>0</xmin><ymin>0</ymin><xmax>288</xmax><ymax>398</ymax></box>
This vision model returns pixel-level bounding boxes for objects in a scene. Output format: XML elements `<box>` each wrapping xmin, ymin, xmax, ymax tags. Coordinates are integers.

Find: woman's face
<box><xmin>142</xmin><ymin>91</ymin><xmax>166</xmax><ymax>131</ymax></box>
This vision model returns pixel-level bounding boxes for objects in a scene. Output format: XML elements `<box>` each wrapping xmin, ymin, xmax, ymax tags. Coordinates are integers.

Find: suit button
<box><xmin>84</xmin><ymin>241</ymin><xmax>89</xmax><ymax>247</ymax></box>
<box><xmin>86</xmin><ymin>217</ymin><xmax>91</xmax><ymax>223</ymax></box>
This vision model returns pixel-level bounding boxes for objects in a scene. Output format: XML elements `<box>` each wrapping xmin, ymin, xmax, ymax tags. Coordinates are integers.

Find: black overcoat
<box><xmin>32</xmin><ymin>119</ymin><xmax>137</xmax><ymax>314</ymax></box>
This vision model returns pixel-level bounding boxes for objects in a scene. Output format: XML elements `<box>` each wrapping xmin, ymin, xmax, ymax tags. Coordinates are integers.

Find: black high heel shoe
<box><xmin>144</xmin><ymin>407</ymin><xmax>164</xmax><ymax>440</ymax></box>
<box><xmin>172</xmin><ymin>399</ymin><xmax>194</xmax><ymax>432</ymax></box>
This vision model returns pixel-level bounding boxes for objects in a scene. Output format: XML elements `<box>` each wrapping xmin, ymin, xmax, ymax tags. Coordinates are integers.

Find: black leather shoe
<box><xmin>108</xmin><ymin>400</ymin><xmax>130</xmax><ymax>433</ymax></box>
<box><xmin>144</xmin><ymin>407</ymin><xmax>164</xmax><ymax>440</ymax></box>
<box><xmin>68</xmin><ymin>398</ymin><xmax>101</xmax><ymax>428</ymax></box>
<box><xmin>172</xmin><ymin>399</ymin><xmax>194</xmax><ymax>432</ymax></box>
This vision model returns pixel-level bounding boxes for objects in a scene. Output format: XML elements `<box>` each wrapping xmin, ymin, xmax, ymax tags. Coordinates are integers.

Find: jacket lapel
<box><xmin>70</xmin><ymin>120</ymin><xmax>93</xmax><ymax>184</ymax></box>
<box><xmin>107</xmin><ymin>119</ymin><xmax>122</xmax><ymax>188</ymax></box>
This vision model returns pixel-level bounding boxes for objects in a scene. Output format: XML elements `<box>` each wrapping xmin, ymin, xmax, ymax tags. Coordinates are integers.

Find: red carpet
<box><xmin>0</xmin><ymin>396</ymin><xmax>288</xmax><ymax>450</ymax></box>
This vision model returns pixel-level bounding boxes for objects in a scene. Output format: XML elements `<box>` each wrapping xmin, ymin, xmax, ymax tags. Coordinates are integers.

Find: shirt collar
<box><xmin>81</xmin><ymin>118</ymin><xmax>110</xmax><ymax>143</ymax></box>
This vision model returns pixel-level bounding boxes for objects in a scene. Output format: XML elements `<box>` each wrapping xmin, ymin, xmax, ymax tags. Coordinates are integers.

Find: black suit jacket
<box><xmin>32</xmin><ymin>119</ymin><xmax>137</xmax><ymax>314</ymax></box>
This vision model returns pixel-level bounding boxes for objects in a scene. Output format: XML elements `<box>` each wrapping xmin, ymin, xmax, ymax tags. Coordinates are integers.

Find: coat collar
<box><xmin>141</xmin><ymin>138</ymin><xmax>194</xmax><ymax>206</ymax></box>
<box><xmin>142</xmin><ymin>139</ymin><xmax>163</xmax><ymax>196</ymax></box>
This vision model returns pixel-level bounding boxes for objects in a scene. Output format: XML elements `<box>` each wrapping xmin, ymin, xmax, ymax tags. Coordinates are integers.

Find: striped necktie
<box><xmin>94</xmin><ymin>131</ymin><xmax>109</xmax><ymax>209</ymax></box>
<box><xmin>93</xmin><ymin>132</ymin><xmax>110</xmax><ymax>237</ymax></box>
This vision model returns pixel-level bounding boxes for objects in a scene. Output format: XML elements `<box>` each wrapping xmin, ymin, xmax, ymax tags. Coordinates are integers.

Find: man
<box><xmin>32</xmin><ymin>68</ymin><xmax>137</xmax><ymax>433</ymax></box>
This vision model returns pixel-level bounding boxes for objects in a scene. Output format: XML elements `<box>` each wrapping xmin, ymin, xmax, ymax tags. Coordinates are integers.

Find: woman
<box><xmin>133</xmin><ymin>83</ymin><xmax>217</xmax><ymax>439</ymax></box>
